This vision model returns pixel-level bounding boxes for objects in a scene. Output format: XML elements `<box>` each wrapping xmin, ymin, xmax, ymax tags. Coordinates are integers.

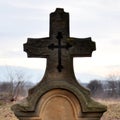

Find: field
<box><xmin>0</xmin><ymin>101</ymin><xmax>18</xmax><ymax>120</ymax></box>
<box><xmin>99</xmin><ymin>99</ymin><xmax>120</xmax><ymax>120</ymax></box>
<box><xmin>0</xmin><ymin>99</ymin><xmax>120</xmax><ymax>120</ymax></box>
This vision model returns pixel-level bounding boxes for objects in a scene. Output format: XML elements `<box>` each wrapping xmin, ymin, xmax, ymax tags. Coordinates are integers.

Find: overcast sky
<box><xmin>0</xmin><ymin>0</ymin><xmax>120</xmax><ymax>82</ymax></box>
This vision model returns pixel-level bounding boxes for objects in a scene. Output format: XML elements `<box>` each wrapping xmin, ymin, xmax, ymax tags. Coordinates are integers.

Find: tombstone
<box><xmin>12</xmin><ymin>8</ymin><xmax>107</xmax><ymax>120</ymax></box>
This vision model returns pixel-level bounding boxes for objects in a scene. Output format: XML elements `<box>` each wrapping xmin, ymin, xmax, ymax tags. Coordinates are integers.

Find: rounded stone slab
<box><xmin>12</xmin><ymin>79</ymin><xmax>106</xmax><ymax>120</ymax></box>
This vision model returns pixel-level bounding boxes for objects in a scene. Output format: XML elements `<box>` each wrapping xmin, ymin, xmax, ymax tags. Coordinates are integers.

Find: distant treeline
<box><xmin>87</xmin><ymin>79</ymin><xmax>120</xmax><ymax>98</ymax></box>
<box><xmin>0</xmin><ymin>73</ymin><xmax>120</xmax><ymax>101</ymax></box>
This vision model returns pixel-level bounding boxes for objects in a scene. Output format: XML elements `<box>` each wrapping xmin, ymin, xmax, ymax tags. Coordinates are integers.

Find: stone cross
<box><xmin>12</xmin><ymin>8</ymin><xmax>106</xmax><ymax>120</ymax></box>
<box><xmin>24</xmin><ymin>8</ymin><xmax>95</xmax><ymax>76</ymax></box>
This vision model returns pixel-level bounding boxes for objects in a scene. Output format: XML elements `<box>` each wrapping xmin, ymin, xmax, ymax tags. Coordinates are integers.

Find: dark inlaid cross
<box><xmin>48</xmin><ymin>32</ymin><xmax>72</xmax><ymax>72</ymax></box>
<box><xmin>24</xmin><ymin>8</ymin><xmax>96</xmax><ymax>76</ymax></box>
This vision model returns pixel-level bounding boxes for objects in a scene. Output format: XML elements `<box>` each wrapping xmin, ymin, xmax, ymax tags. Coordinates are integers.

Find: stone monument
<box><xmin>12</xmin><ymin>8</ymin><xmax>107</xmax><ymax>120</ymax></box>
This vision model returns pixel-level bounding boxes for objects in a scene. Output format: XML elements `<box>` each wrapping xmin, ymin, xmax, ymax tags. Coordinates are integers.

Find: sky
<box><xmin>0</xmin><ymin>0</ymin><xmax>120</xmax><ymax>83</ymax></box>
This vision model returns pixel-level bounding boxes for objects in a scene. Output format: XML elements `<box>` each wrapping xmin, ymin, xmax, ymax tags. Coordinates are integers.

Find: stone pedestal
<box><xmin>12</xmin><ymin>78</ymin><xmax>106</xmax><ymax>120</ymax></box>
<box><xmin>12</xmin><ymin>8</ymin><xmax>107</xmax><ymax>120</ymax></box>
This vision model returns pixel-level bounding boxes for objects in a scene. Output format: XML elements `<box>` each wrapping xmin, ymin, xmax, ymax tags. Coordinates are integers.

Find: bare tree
<box><xmin>12</xmin><ymin>71</ymin><xmax>26</xmax><ymax>101</ymax></box>
<box><xmin>1</xmin><ymin>66</ymin><xmax>29</xmax><ymax>101</ymax></box>
<box><xmin>106</xmin><ymin>73</ymin><xmax>120</xmax><ymax>98</ymax></box>
<box><xmin>87</xmin><ymin>80</ymin><xmax>103</xmax><ymax>97</ymax></box>
<box><xmin>117</xmin><ymin>80</ymin><xmax>120</xmax><ymax>97</ymax></box>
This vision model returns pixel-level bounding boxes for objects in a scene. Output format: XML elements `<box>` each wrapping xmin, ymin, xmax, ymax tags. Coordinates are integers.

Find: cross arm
<box><xmin>68</xmin><ymin>37</ymin><xmax>96</xmax><ymax>57</ymax></box>
<box><xmin>24</xmin><ymin>37</ymin><xmax>50</xmax><ymax>58</ymax></box>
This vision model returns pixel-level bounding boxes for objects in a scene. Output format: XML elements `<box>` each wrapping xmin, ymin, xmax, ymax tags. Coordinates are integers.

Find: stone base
<box><xmin>12</xmin><ymin>80</ymin><xmax>107</xmax><ymax>120</ymax></box>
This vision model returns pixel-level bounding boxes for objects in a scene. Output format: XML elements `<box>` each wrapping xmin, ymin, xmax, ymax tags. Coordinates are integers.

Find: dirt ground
<box><xmin>99</xmin><ymin>99</ymin><xmax>120</xmax><ymax>120</ymax></box>
<box><xmin>0</xmin><ymin>99</ymin><xmax>120</xmax><ymax>120</ymax></box>
<box><xmin>0</xmin><ymin>101</ymin><xmax>18</xmax><ymax>120</ymax></box>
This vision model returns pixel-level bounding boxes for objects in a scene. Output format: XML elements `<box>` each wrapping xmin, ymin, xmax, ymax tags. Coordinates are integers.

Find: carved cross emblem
<box><xmin>48</xmin><ymin>32</ymin><xmax>72</xmax><ymax>72</ymax></box>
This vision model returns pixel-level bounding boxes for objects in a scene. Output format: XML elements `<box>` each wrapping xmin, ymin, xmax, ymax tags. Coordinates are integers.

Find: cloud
<box><xmin>0</xmin><ymin>0</ymin><xmax>120</xmax><ymax>81</ymax></box>
<box><xmin>0</xmin><ymin>58</ymin><xmax>46</xmax><ymax>69</ymax></box>
<box><xmin>0</xmin><ymin>50</ymin><xmax>24</xmax><ymax>58</ymax></box>
<box><xmin>75</xmin><ymin>72</ymin><xmax>105</xmax><ymax>83</ymax></box>
<box><xmin>0</xmin><ymin>65</ymin><xmax>45</xmax><ymax>83</ymax></box>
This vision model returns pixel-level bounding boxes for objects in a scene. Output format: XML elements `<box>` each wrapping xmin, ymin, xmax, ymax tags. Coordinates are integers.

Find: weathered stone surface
<box><xmin>12</xmin><ymin>8</ymin><xmax>107</xmax><ymax>120</ymax></box>
<box><xmin>36</xmin><ymin>89</ymin><xmax>81</xmax><ymax>120</ymax></box>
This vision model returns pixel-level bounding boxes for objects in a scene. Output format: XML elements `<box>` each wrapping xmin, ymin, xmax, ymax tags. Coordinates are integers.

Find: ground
<box><xmin>99</xmin><ymin>99</ymin><xmax>120</xmax><ymax>120</ymax></box>
<box><xmin>0</xmin><ymin>99</ymin><xmax>120</xmax><ymax>120</ymax></box>
<box><xmin>0</xmin><ymin>101</ymin><xmax>18</xmax><ymax>120</ymax></box>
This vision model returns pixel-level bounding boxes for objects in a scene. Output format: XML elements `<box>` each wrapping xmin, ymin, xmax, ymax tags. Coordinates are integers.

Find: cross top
<box><xmin>24</xmin><ymin>8</ymin><xmax>96</xmax><ymax>80</ymax></box>
<box><xmin>50</xmin><ymin>8</ymin><xmax>69</xmax><ymax>38</ymax></box>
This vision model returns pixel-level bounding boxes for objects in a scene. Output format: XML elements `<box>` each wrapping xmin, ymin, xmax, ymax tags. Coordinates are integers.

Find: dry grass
<box><xmin>98</xmin><ymin>99</ymin><xmax>120</xmax><ymax>120</ymax></box>
<box><xmin>0</xmin><ymin>101</ymin><xmax>18</xmax><ymax>120</ymax></box>
<box><xmin>0</xmin><ymin>99</ymin><xmax>120</xmax><ymax>120</ymax></box>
